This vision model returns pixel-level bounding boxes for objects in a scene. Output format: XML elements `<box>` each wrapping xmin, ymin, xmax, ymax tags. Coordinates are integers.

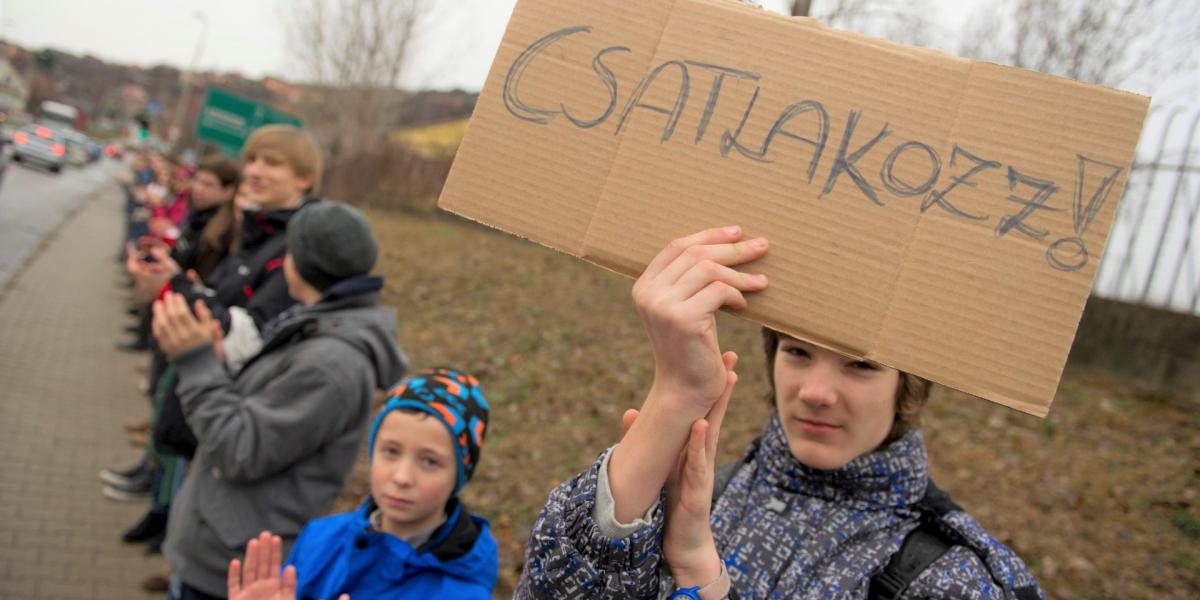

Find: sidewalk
<box><xmin>0</xmin><ymin>184</ymin><xmax>165</xmax><ymax>599</ymax></box>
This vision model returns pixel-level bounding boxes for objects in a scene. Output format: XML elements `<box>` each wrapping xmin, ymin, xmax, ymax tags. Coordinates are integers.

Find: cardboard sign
<box><xmin>438</xmin><ymin>0</ymin><xmax>1150</xmax><ymax>416</ymax></box>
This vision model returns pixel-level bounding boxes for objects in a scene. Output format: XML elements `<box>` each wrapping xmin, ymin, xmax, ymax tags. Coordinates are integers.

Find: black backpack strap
<box><xmin>868</xmin><ymin>479</ymin><xmax>966</xmax><ymax>600</ymax></box>
<box><xmin>868</xmin><ymin>516</ymin><xmax>956</xmax><ymax>600</ymax></box>
<box><xmin>1013</xmin><ymin>586</ymin><xmax>1041</xmax><ymax>600</ymax></box>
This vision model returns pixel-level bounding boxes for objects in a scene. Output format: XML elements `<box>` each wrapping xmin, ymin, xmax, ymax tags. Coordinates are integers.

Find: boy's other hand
<box><xmin>623</xmin><ymin>354</ymin><xmax>736</xmax><ymax>590</ymax></box>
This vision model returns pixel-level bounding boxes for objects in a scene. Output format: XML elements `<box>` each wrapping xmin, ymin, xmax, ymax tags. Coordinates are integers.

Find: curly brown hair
<box><xmin>760</xmin><ymin>327</ymin><xmax>931</xmax><ymax>446</ymax></box>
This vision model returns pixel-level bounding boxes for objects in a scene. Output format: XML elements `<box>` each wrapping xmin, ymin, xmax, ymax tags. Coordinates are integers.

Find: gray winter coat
<box><xmin>516</xmin><ymin>414</ymin><xmax>1043</xmax><ymax>599</ymax></box>
<box><xmin>164</xmin><ymin>280</ymin><xmax>408</xmax><ymax>596</ymax></box>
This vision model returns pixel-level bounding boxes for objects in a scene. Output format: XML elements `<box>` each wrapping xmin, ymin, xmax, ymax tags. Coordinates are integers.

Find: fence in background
<box><xmin>1095</xmin><ymin>107</ymin><xmax>1200</xmax><ymax>316</ymax></box>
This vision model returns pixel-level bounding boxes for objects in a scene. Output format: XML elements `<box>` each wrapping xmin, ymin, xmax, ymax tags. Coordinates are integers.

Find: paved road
<box><xmin>0</xmin><ymin>159</ymin><xmax>121</xmax><ymax>288</ymax></box>
<box><xmin>0</xmin><ymin>174</ymin><xmax>163</xmax><ymax>599</ymax></box>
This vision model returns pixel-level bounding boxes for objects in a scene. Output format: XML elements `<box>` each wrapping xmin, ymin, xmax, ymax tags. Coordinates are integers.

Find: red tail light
<box><xmin>35</xmin><ymin>127</ymin><xmax>52</xmax><ymax>138</ymax></box>
<box><xmin>13</xmin><ymin>132</ymin><xmax>28</xmax><ymax>144</ymax></box>
<box><xmin>51</xmin><ymin>144</ymin><xmax>66</xmax><ymax>156</ymax></box>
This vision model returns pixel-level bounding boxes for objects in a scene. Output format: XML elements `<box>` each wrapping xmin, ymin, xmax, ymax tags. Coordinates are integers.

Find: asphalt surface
<box><xmin>0</xmin><ymin>160</ymin><xmax>164</xmax><ymax>599</ymax></box>
<box><xmin>0</xmin><ymin>158</ymin><xmax>121</xmax><ymax>289</ymax></box>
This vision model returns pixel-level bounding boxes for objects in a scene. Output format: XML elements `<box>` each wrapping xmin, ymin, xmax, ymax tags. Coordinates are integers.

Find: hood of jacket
<box><xmin>255</xmin><ymin>275</ymin><xmax>408</xmax><ymax>388</ymax></box>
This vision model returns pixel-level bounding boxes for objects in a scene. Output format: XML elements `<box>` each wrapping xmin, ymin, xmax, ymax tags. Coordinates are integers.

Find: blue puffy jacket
<box><xmin>287</xmin><ymin>498</ymin><xmax>498</xmax><ymax>599</ymax></box>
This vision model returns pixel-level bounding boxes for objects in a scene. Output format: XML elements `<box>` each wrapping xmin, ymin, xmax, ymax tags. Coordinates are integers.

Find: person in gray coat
<box><xmin>151</xmin><ymin>201</ymin><xmax>409</xmax><ymax>600</ymax></box>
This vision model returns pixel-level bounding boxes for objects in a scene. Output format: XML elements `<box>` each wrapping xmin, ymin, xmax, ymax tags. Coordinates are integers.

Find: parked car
<box><xmin>59</xmin><ymin>131</ymin><xmax>91</xmax><ymax>167</ymax></box>
<box><xmin>0</xmin><ymin>113</ymin><xmax>32</xmax><ymax>145</ymax></box>
<box><xmin>11</xmin><ymin>126</ymin><xmax>68</xmax><ymax>173</ymax></box>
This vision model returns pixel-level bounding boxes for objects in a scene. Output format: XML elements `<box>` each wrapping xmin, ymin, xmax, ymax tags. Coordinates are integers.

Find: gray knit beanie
<box><xmin>286</xmin><ymin>201</ymin><xmax>379</xmax><ymax>291</ymax></box>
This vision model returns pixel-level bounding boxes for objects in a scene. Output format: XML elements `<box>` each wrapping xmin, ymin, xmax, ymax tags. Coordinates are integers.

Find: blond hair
<box><xmin>241</xmin><ymin>125</ymin><xmax>323</xmax><ymax>193</ymax></box>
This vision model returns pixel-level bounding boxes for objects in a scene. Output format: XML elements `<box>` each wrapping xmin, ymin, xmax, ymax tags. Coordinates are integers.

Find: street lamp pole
<box><xmin>171</xmin><ymin>11</ymin><xmax>210</xmax><ymax>149</ymax></box>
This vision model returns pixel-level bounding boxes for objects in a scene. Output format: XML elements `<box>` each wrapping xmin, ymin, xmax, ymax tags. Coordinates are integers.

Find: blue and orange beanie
<box><xmin>368</xmin><ymin>367</ymin><xmax>489</xmax><ymax>495</ymax></box>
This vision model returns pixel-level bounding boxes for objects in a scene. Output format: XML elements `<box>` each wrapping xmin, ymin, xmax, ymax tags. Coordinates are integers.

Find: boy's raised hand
<box><xmin>608</xmin><ymin>227</ymin><xmax>766</xmax><ymax>524</ymax></box>
<box><xmin>227</xmin><ymin>531</ymin><xmax>351</xmax><ymax>600</ymax></box>
<box><xmin>228</xmin><ymin>531</ymin><xmax>294</xmax><ymax>600</ymax></box>
<box><xmin>631</xmin><ymin>226</ymin><xmax>767</xmax><ymax>417</ymax></box>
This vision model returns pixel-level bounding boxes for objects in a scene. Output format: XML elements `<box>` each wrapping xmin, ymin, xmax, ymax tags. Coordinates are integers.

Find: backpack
<box><xmin>711</xmin><ymin>453</ymin><xmax>1041</xmax><ymax>600</ymax></box>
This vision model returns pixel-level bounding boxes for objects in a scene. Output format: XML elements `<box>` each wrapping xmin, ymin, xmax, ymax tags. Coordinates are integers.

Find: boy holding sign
<box><xmin>516</xmin><ymin>227</ymin><xmax>1043</xmax><ymax>599</ymax></box>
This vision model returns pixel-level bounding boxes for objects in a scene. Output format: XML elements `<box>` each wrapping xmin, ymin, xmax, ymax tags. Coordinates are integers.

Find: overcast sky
<box><xmin>0</xmin><ymin>0</ymin><xmax>514</xmax><ymax>90</ymax></box>
<box><xmin>0</xmin><ymin>0</ymin><xmax>1193</xmax><ymax>102</ymax></box>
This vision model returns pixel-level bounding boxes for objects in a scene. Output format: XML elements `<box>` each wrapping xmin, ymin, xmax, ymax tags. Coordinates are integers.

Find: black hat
<box><xmin>286</xmin><ymin>201</ymin><xmax>378</xmax><ymax>291</ymax></box>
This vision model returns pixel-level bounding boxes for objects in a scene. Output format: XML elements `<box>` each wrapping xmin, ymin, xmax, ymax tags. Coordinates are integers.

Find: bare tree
<box><xmin>777</xmin><ymin>0</ymin><xmax>1197</xmax><ymax>93</ymax></box>
<box><xmin>773</xmin><ymin>0</ymin><xmax>940</xmax><ymax>48</ymax></box>
<box><xmin>287</xmin><ymin>0</ymin><xmax>432</xmax><ymax>160</ymax></box>
<box><xmin>960</xmin><ymin>0</ymin><xmax>1198</xmax><ymax>91</ymax></box>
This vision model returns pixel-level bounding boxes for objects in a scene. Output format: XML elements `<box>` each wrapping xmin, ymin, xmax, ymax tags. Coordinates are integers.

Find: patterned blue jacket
<box><xmin>516</xmin><ymin>414</ymin><xmax>1043</xmax><ymax>599</ymax></box>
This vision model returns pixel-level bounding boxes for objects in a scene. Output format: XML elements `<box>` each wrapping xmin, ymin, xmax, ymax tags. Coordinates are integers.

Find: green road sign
<box><xmin>195</xmin><ymin>87</ymin><xmax>302</xmax><ymax>157</ymax></box>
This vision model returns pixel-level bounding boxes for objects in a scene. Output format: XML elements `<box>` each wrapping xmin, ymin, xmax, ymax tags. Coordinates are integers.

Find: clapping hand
<box><xmin>125</xmin><ymin>243</ymin><xmax>179</xmax><ymax>301</ymax></box>
<box><xmin>151</xmin><ymin>292</ymin><xmax>217</xmax><ymax>359</ymax></box>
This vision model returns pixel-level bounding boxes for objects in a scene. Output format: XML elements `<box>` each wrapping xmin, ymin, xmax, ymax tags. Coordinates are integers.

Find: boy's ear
<box><xmin>298</xmin><ymin>172</ymin><xmax>316</xmax><ymax>194</ymax></box>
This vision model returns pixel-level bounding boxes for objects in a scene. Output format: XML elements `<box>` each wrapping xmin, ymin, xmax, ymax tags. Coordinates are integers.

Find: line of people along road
<box><xmin>101</xmin><ymin>123</ymin><xmax>1043</xmax><ymax>599</ymax></box>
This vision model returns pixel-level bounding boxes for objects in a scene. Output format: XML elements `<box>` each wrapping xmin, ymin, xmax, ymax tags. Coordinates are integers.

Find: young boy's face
<box><xmin>371</xmin><ymin>411</ymin><xmax>458</xmax><ymax>540</ymax></box>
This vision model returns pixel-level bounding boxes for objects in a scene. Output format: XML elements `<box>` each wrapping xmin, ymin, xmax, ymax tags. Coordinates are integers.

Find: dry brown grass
<box><xmin>334</xmin><ymin>208</ymin><xmax>1199</xmax><ymax>599</ymax></box>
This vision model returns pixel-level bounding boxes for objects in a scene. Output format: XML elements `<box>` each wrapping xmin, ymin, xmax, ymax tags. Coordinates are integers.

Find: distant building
<box><xmin>0</xmin><ymin>58</ymin><xmax>29</xmax><ymax>116</ymax></box>
<box><xmin>264</xmin><ymin>77</ymin><xmax>304</xmax><ymax>109</ymax></box>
